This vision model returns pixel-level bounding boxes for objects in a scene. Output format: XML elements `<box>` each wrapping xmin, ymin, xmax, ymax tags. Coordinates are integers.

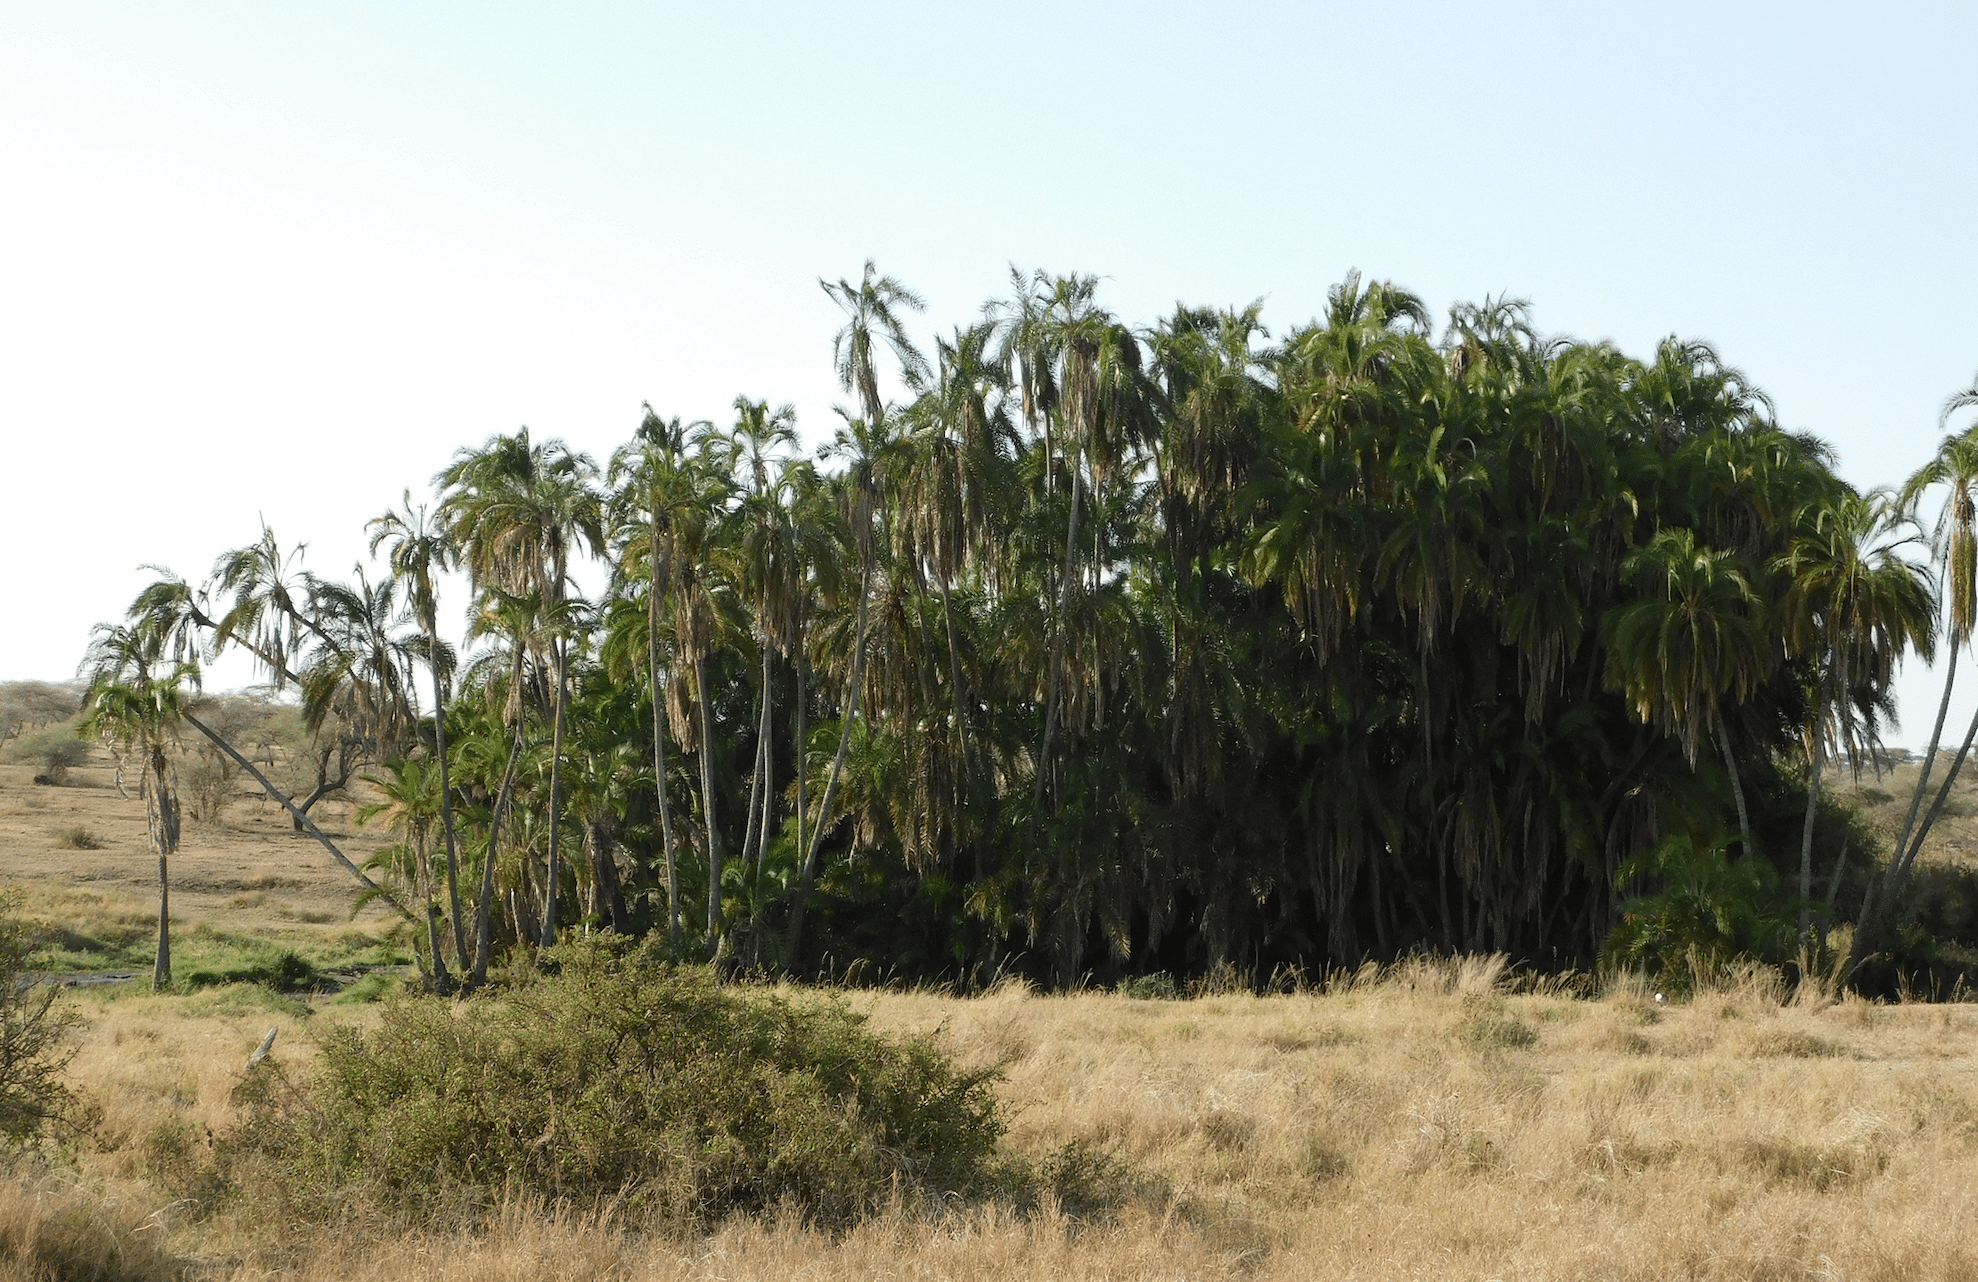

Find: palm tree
<box><xmin>1604</xmin><ymin>528</ymin><xmax>1775</xmax><ymax>860</ymax></box>
<box><xmin>438</xmin><ymin>429</ymin><xmax>604</xmax><ymax>950</ymax></box>
<box><xmin>722</xmin><ymin>398</ymin><xmax>801</xmax><ymax>890</ymax></box>
<box><xmin>209</xmin><ymin>524</ymin><xmax>334</xmax><ymax>688</ymax></box>
<box><xmin>672</xmin><ymin>420</ymin><xmax>743</xmax><ymax>953</ymax></box>
<box><xmin>355</xmin><ymin>756</ymin><xmax>451</xmax><ymax>984</ymax></box>
<box><xmin>368</xmin><ymin>494</ymin><xmax>470</xmax><ymax>972</ymax></box>
<box><xmin>606</xmin><ymin>408</ymin><xmax>712</xmax><ymax>942</ymax></box>
<box><xmin>78</xmin><ymin>627</ymin><xmax>194</xmax><ymax>991</ymax></box>
<box><xmin>1857</xmin><ymin>384</ymin><xmax>1978</xmax><ymax>965</ymax></box>
<box><xmin>822</xmin><ymin>260</ymin><xmax>929</xmax><ymax>429</ymax></box>
<box><xmin>1774</xmin><ymin>489</ymin><xmax>1934</xmax><ymax>942</ymax></box>
<box><xmin>898</xmin><ymin>323</ymin><xmax>1017</xmax><ymax>782</ymax></box>
<box><xmin>787</xmin><ymin>412</ymin><xmax>889</xmax><ymax>969</ymax></box>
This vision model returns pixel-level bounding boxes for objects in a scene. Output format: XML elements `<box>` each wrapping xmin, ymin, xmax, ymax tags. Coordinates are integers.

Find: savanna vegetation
<box><xmin>61</xmin><ymin>266</ymin><xmax>1978</xmax><ymax>996</ymax></box>
<box><xmin>13</xmin><ymin>254</ymin><xmax>1978</xmax><ymax>1272</ymax></box>
<box><xmin>5</xmin><ymin>950</ymin><xmax>1978</xmax><ymax>1280</ymax></box>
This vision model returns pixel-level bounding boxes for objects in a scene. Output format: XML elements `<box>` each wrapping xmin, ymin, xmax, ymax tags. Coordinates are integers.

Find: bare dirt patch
<box><xmin>0</xmin><ymin>743</ymin><xmax>400</xmax><ymax>950</ymax></box>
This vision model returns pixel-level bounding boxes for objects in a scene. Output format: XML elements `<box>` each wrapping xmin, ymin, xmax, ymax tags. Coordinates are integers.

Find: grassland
<box><xmin>4</xmin><ymin>959</ymin><xmax>1978</xmax><ymax>1280</ymax></box>
<box><xmin>8</xmin><ymin>736</ymin><xmax>1978</xmax><ymax>1278</ymax></box>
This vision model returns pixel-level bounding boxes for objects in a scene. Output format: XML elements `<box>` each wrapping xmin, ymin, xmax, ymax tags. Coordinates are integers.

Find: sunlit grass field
<box><xmin>6</xmin><ymin>951</ymin><xmax>1978</xmax><ymax>1281</ymax></box>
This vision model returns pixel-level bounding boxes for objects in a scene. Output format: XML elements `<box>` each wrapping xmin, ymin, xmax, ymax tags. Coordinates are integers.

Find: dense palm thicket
<box><xmin>79</xmin><ymin>266</ymin><xmax>1978</xmax><ymax>989</ymax></box>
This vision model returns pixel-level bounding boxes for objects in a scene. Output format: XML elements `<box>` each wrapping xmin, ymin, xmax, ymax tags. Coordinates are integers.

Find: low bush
<box><xmin>0</xmin><ymin>893</ymin><xmax>91</xmax><ymax>1145</ymax></box>
<box><xmin>52</xmin><ymin>825</ymin><xmax>104</xmax><ymax>850</ymax></box>
<box><xmin>5</xmin><ymin>727</ymin><xmax>89</xmax><ymax>785</ymax></box>
<box><xmin>223</xmin><ymin>939</ymin><xmax>1007</xmax><ymax>1227</ymax></box>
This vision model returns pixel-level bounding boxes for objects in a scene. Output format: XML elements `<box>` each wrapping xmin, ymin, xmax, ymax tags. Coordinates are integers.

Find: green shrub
<box><xmin>6</xmin><ymin>727</ymin><xmax>89</xmax><ymax>784</ymax></box>
<box><xmin>224</xmin><ymin>939</ymin><xmax>1006</xmax><ymax>1227</ymax></box>
<box><xmin>0</xmin><ymin>892</ymin><xmax>90</xmax><ymax>1144</ymax></box>
<box><xmin>1605</xmin><ymin>833</ymin><xmax>1795</xmax><ymax>973</ymax></box>
<box><xmin>1117</xmin><ymin>972</ymin><xmax>1176</xmax><ymax>1000</ymax></box>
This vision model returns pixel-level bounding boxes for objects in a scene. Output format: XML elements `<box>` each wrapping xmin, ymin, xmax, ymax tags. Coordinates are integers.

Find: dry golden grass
<box><xmin>4</xmin><ymin>958</ymin><xmax>1976</xmax><ymax>1280</ymax></box>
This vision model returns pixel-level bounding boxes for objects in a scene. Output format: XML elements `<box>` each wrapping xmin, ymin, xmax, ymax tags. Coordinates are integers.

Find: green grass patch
<box><xmin>26</xmin><ymin>911</ymin><xmax>406</xmax><ymax>983</ymax></box>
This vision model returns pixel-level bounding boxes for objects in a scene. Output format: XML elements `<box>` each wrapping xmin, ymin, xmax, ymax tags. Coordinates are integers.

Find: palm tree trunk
<box><xmin>1892</xmin><ymin>639</ymin><xmax>1959</xmax><ymax>886</ymax></box>
<box><xmin>427</xmin><ymin>622</ymin><xmax>469</xmax><ymax>974</ymax></box>
<box><xmin>788</xmin><ymin>564</ymin><xmax>870</xmax><ymax>971</ymax></box>
<box><xmin>736</xmin><ymin>643</ymin><xmax>770</xmax><ymax>877</ymax></box>
<box><xmin>649</xmin><ymin>572</ymin><xmax>680</xmax><ymax>942</ymax></box>
<box><xmin>1798</xmin><ymin>719</ymin><xmax>1824</xmax><ymax>946</ymax></box>
<box><xmin>472</xmin><ymin>642</ymin><xmax>529</xmax><ymax>984</ymax></box>
<box><xmin>1865</xmin><ymin>695</ymin><xmax>1978</xmax><ymax>965</ymax></box>
<box><xmin>1034</xmin><ymin>465</ymin><xmax>1084</xmax><ymax>812</ymax></box>
<box><xmin>473</xmin><ymin>716</ymin><xmax>526</xmax><ymax>983</ymax></box>
<box><xmin>938</xmin><ymin>577</ymin><xmax>972</xmax><ymax>767</ymax></box>
<box><xmin>152</xmin><ymin>849</ymin><xmax>170</xmax><ymax>991</ymax></box>
<box><xmin>180</xmin><ymin>712</ymin><xmax>412</xmax><ymax>919</ymax></box>
<box><xmin>419</xmin><ymin>839</ymin><xmax>450</xmax><ymax>989</ymax></box>
<box><xmin>539</xmin><ymin>637</ymin><xmax>570</xmax><ymax>949</ymax></box>
<box><xmin>792</xmin><ymin>642</ymin><xmax>807</xmax><ymax>959</ymax></box>
<box><xmin>1714</xmin><ymin>704</ymin><xmax>1755</xmax><ymax>860</ymax></box>
<box><xmin>697</xmin><ymin>658</ymin><xmax>724</xmax><ymax>954</ymax></box>
<box><xmin>755</xmin><ymin>644</ymin><xmax>775</xmax><ymax>875</ymax></box>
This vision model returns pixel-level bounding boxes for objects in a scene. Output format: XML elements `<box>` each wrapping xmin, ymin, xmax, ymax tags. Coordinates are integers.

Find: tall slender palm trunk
<box><xmin>789</xmin><ymin>564</ymin><xmax>870</xmax><ymax>970</ymax></box>
<box><xmin>1798</xmin><ymin>651</ymin><xmax>1847</xmax><ymax>945</ymax></box>
<box><xmin>145</xmin><ymin>751</ymin><xmax>178</xmax><ymax>991</ymax></box>
<box><xmin>153</xmin><ymin>851</ymin><xmax>170</xmax><ymax>991</ymax></box>
<box><xmin>1858</xmin><ymin>694</ymin><xmax>1978</xmax><ymax>972</ymax></box>
<box><xmin>697</xmin><ymin>658</ymin><xmax>725</xmax><ymax>954</ymax></box>
<box><xmin>539</xmin><ymin>638</ymin><xmax>570</xmax><ymax>949</ymax></box>
<box><xmin>1714</xmin><ymin>705</ymin><xmax>1755</xmax><ymax>861</ymax></box>
<box><xmin>419</xmin><ymin>839</ymin><xmax>450</xmax><ymax>987</ymax></box>
<box><xmin>1034</xmin><ymin>464</ymin><xmax>1084</xmax><ymax>812</ymax></box>
<box><xmin>427</xmin><ymin>618</ymin><xmax>468</xmax><ymax>973</ymax></box>
<box><xmin>472</xmin><ymin>644</ymin><xmax>529</xmax><ymax>985</ymax></box>
<box><xmin>793</xmin><ymin>644</ymin><xmax>807</xmax><ymax>933</ymax></box>
<box><xmin>751</xmin><ymin>643</ymin><xmax>775</xmax><ymax>875</ymax></box>
<box><xmin>648</xmin><ymin>583</ymin><xmax>680</xmax><ymax>940</ymax></box>
<box><xmin>1893</xmin><ymin>640</ymin><xmax>1959</xmax><ymax>884</ymax></box>
<box><xmin>1798</xmin><ymin>719</ymin><xmax>1825</xmax><ymax>945</ymax></box>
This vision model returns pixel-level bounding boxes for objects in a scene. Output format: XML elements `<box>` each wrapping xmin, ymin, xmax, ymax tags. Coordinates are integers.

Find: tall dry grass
<box><xmin>10</xmin><ymin>960</ymin><xmax>1978</xmax><ymax>1280</ymax></box>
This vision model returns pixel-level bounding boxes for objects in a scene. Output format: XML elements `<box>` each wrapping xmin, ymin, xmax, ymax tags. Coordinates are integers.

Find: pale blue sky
<box><xmin>4</xmin><ymin>2</ymin><xmax>1976</xmax><ymax>741</ymax></box>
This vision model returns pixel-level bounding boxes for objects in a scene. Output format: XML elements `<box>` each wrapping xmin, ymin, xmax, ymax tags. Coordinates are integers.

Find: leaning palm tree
<box><xmin>1892</xmin><ymin>420</ymin><xmax>1978</xmax><ymax>860</ymax></box>
<box><xmin>1857</xmin><ymin>386</ymin><xmax>1978</xmax><ymax>966</ymax></box>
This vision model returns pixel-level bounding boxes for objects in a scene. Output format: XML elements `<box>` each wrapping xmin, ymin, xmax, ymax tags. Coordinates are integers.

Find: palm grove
<box><xmin>75</xmin><ymin>266</ymin><xmax>1978</xmax><ymax>992</ymax></box>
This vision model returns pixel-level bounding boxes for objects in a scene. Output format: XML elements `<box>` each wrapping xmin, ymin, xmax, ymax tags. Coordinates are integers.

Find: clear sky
<box><xmin>4</xmin><ymin>2</ymin><xmax>1976</xmax><ymax>744</ymax></box>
